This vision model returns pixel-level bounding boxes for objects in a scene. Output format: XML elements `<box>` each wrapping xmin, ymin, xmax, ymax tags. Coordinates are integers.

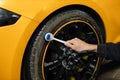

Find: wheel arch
<box><xmin>36</xmin><ymin>5</ymin><xmax>106</xmax><ymax>42</ymax></box>
<box><xmin>21</xmin><ymin>4</ymin><xmax>106</xmax><ymax>79</ymax></box>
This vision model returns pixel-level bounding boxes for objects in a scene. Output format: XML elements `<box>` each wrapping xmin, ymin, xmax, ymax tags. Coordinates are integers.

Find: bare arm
<box><xmin>65</xmin><ymin>38</ymin><xmax>97</xmax><ymax>52</ymax></box>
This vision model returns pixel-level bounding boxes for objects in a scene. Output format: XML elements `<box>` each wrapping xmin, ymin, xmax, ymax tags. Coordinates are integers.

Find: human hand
<box><xmin>65</xmin><ymin>38</ymin><xmax>97</xmax><ymax>52</ymax></box>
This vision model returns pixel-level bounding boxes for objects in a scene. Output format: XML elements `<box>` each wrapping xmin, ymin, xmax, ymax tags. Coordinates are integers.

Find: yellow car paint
<box><xmin>0</xmin><ymin>0</ymin><xmax>120</xmax><ymax>80</ymax></box>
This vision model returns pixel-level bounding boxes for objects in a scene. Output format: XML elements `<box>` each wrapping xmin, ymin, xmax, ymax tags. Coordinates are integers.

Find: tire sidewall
<box><xmin>29</xmin><ymin>10</ymin><xmax>103</xmax><ymax>80</ymax></box>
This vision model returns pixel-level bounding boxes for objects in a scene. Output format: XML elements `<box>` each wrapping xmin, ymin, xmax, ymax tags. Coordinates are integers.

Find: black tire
<box><xmin>22</xmin><ymin>10</ymin><xmax>104</xmax><ymax>80</ymax></box>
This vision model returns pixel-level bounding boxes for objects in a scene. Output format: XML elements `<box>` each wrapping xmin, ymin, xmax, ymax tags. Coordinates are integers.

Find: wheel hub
<box><xmin>60</xmin><ymin>47</ymin><xmax>81</xmax><ymax>70</ymax></box>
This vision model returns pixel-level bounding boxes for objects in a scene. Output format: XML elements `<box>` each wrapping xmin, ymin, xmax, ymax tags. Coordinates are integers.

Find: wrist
<box><xmin>88</xmin><ymin>44</ymin><xmax>97</xmax><ymax>52</ymax></box>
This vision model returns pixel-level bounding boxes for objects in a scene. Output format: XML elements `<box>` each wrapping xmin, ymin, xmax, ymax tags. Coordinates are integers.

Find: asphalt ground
<box><xmin>97</xmin><ymin>61</ymin><xmax>120</xmax><ymax>80</ymax></box>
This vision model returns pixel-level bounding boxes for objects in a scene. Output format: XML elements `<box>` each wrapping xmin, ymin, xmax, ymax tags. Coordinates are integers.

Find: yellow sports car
<box><xmin>0</xmin><ymin>0</ymin><xmax>120</xmax><ymax>80</ymax></box>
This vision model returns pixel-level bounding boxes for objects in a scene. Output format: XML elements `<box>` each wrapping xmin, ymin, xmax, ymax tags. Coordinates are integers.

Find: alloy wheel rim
<box><xmin>42</xmin><ymin>20</ymin><xmax>100</xmax><ymax>80</ymax></box>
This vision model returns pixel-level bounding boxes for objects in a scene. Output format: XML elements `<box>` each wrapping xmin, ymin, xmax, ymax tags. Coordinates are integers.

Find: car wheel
<box><xmin>22</xmin><ymin>9</ymin><xmax>104</xmax><ymax>80</ymax></box>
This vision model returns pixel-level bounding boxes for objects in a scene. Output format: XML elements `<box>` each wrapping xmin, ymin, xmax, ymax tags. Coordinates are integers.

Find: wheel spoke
<box><xmin>84</xmin><ymin>32</ymin><xmax>94</xmax><ymax>41</ymax></box>
<box><xmin>77</xmin><ymin>51</ymin><xmax>96</xmax><ymax>57</ymax></box>
<box><xmin>77</xmin><ymin>59</ymin><xmax>88</xmax><ymax>68</ymax></box>
<box><xmin>44</xmin><ymin>60</ymin><xmax>62</xmax><ymax>71</ymax></box>
<box><xmin>72</xmin><ymin>68</ymin><xmax>81</xmax><ymax>80</ymax></box>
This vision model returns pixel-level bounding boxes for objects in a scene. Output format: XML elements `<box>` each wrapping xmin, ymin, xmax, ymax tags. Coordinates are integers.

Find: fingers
<box><xmin>65</xmin><ymin>40</ymin><xmax>74</xmax><ymax>48</ymax></box>
<box><xmin>65</xmin><ymin>38</ymin><xmax>86</xmax><ymax>52</ymax></box>
<box><xmin>64</xmin><ymin>38</ymin><xmax>78</xmax><ymax>50</ymax></box>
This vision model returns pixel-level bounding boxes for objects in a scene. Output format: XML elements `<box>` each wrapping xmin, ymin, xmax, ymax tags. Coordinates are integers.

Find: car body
<box><xmin>0</xmin><ymin>0</ymin><xmax>120</xmax><ymax>80</ymax></box>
